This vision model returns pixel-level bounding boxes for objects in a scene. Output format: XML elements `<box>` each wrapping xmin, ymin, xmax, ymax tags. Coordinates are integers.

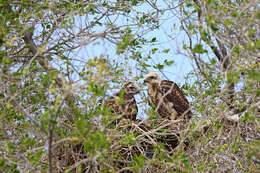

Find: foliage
<box><xmin>0</xmin><ymin>0</ymin><xmax>259</xmax><ymax>172</ymax></box>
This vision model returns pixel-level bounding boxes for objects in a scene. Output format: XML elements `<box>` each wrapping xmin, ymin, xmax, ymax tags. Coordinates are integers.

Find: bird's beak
<box><xmin>144</xmin><ymin>79</ymin><xmax>148</xmax><ymax>83</ymax></box>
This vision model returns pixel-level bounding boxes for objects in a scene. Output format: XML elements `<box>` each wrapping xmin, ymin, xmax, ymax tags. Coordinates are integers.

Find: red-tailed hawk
<box><xmin>103</xmin><ymin>82</ymin><xmax>140</xmax><ymax>121</ymax></box>
<box><xmin>144</xmin><ymin>72</ymin><xmax>192</xmax><ymax>120</ymax></box>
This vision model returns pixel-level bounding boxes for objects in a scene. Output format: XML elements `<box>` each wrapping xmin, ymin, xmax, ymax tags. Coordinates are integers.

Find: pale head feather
<box><xmin>121</xmin><ymin>82</ymin><xmax>140</xmax><ymax>95</ymax></box>
<box><xmin>144</xmin><ymin>72</ymin><xmax>162</xmax><ymax>84</ymax></box>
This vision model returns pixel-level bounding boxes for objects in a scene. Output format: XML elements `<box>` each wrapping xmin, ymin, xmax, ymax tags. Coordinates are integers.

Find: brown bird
<box><xmin>144</xmin><ymin>72</ymin><xmax>192</xmax><ymax>120</ymax></box>
<box><xmin>103</xmin><ymin>82</ymin><xmax>140</xmax><ymax>121</ymax></box>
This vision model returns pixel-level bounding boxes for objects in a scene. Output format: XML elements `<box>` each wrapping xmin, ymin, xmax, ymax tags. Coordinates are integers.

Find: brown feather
<box><xmin>103</xmin><ymin>82</ymin><xmax>138</xmax><ymax>121</ymax></box>
<box><xmin>148</xmin><ymin>80</ymin><xmax>192</xmax><ymax>120</ymax></box>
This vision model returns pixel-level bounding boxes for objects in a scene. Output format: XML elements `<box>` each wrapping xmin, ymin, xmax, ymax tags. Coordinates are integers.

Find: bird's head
<box><xmin>144</xmin><ymin>72</ymin><xmax>162</xmax><ymax>84</ymax></box>
<box><xmin>121</xmin><ymin>82</ymin><xmax>140</xmax><ymax>95</ymax></box>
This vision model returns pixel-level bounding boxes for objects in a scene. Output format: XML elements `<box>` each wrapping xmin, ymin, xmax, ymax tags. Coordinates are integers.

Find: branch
<box><xmin>179</xmin><ymin>13</ymin><xmax>213</xmax><ymax>86</ymax></box>
<box><xmin>132</xmin><ymin>123</ymin><xmax>157</xmax><ymax>146</ymax></box>
<box><xmin>14</xmin><ymin>100</ymin><xmax>48</xmax><ymax>135</ymax></box>
<box><xmin>48</xmin><ymin>99</ymin><xmax>64</xmax><ymax>173</ymax></box>
<box><xmin>25</xmin><ymin>137</ymin><xmax>74</xmax><ymax>154</ymax></box>
<box><xmin>193</xmin><ymin>0</ymin><xmax>235</xmax><ymax>109</ymax></box>
<box><xmin>48</xmin><ymin>123</ymin><xmax>53</xmax><ymax>173</ymax></box>
<box><xmin>23</xmin><ymin>29</ymin><xmax>76</xmax><ymax>110</ymax></box>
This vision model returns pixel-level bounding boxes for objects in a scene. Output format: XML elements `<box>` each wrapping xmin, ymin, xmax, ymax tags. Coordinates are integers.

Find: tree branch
<box><xmin>23</xmin><ymin>29</ymin><xmax>76</xmax><ymax>116</ymax></box>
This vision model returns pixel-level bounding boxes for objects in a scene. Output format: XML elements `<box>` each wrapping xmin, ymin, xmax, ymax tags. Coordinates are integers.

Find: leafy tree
<box><xmin>170</xmin><ymin>0</ymin><xmax>259</xmax><ymax>172</ymax></box>
<box><xmin>0</xmin><ymin>0</ymin><xmax>259</xmax><ymax>172</ymax></box>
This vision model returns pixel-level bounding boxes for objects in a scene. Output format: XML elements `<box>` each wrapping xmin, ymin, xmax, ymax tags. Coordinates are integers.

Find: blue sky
<box><xmin>61</xmin><ymin>1</ymin><xmax>196</xmax><ymax>119</ymax></box>
<box><xmin>73</xmin><ymin>1</ymin><xmax>194</xmax><ymax>83</ymax></box>
<box><xmin>83</xmin><ymin>1</ymin><xmax>194</xmax><ymax>118</ymax></box>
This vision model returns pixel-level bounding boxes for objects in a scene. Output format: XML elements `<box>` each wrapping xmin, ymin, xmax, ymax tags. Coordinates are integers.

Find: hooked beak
<box><xmin>144</xmin><ymin>78</ymin><xmax>148</xmax><ymax>83</ymax></box>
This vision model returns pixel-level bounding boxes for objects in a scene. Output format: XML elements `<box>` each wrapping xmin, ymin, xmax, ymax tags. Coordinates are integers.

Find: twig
<box><xmin>14</xmin><ymin>100</ymin><xmax>48</xmax><ymax>135</ymax></box>
<box><xmin>132</xmin><ymin>123</ymin><xmax>157</xmax><ymax>146</ymax></box>
<box><xmin>64</xmin><ymin>158</ymin><xmax>92</xmax><ymax>173</ymax></box>
<box><xmin>116</xmin><ymin>167</ymin><xmax>133</xmax><ymax>173</ymax></box>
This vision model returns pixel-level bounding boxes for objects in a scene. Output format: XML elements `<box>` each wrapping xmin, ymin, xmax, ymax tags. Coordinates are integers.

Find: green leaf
<box><xmin>164</xmin><ymin>59</ymin><xmax>174</xmax><ymax>66</ymax></box>
<box><xmin>133</xmin><ymin>154</ymin><xmax>146</xmax><ymax>172</ymax></box>
<box><xmin>7</xmin><ymin>141</ymin><xmax>16</xmax><ymax>155</ymax></box>
<box><xmin>162</xmin><ymin>49</ymin><xmax>170</xmax><ymax>53</ymax></box>
<box><xmin>151</xmin><ymin>37</ymin><xmax>156</xmax><ymax>42</ymax></box>
<box><xmin>224</xmin><ymin>19</ymin><xmax>234</xmax><ymax>29</ymax></box>
<box><xmin>0</xmin><ymin>38</ymin><xmax>3</xmax><ymax>47</ymax></box>
<box><xmin>154</xmin><ymin>64</ymin><xmax>164</xmax><ymax>70</ymax></box>
<box><xmin>248</xmin><ymin>29</ymin><xmax>256</xmax><ymax>36</ymax></box>
<box><xmin>248</xmin><ymin>70</ymin><xmax>260</xmax><ymax>82</ymax></box>
<box><xmin>151</xmin><ymin>48</ymin><xmax>158</xmax><ymax>54</ymax></box>
<box><xmin>210</xmin><ymin>58</ymin><xmax>216</xmax><ymax>64</ymax></box>
<box><xmin>192</xmin><ymin>44</ymin><xmax>208</xmax><ymax>54</ymax></box>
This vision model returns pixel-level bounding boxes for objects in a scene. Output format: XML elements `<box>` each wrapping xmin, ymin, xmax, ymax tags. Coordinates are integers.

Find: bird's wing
<box><xmin>160</xmin><ymin>80</ymin><xmax>190</xmax><ymax>116</ymax></box>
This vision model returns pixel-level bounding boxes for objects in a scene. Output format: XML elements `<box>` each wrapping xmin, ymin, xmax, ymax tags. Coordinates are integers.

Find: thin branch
<box><xmin>14</xmin><ymin>100</ymin><xmax>48</xmax><ymax>134</ymax></box>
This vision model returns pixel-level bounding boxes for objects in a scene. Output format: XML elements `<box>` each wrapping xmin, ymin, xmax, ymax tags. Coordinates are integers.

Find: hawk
<box><xmin>144</xmin><ymin>72</ymin><xmax>192</xmax><ymax>120</ymax></box>
<box><xmin>103</xmin><ymin>82</ymin><xmax>140</xmax><ymax>121</ymax></box>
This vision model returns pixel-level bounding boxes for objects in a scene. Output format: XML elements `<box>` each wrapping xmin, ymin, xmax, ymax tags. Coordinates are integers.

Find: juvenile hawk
<box><xmin>103</xmin><ymin>82</ymin><xmax>140</xmax><ymax>121</ymax></box>
<box><xmin>144</xmin><ymin>72</ymin><xmax>192</xmax><ymax>120</ymax></box>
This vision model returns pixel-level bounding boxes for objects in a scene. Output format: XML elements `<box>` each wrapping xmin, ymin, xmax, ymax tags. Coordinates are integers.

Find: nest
<box><xmin>40</xmin><ymin>118</ymin><xmax>192</xmax><ymax>172</ymax></box>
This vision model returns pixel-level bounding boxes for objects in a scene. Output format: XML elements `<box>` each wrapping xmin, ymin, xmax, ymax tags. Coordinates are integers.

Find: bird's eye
<box><xmin>129</xmin><ymin>86</ymin><xmax>136</xmax><ymax>90</ymax></box>
<box><xmin>150</xmin><ymin>76</ymin><xmax>155</xmax><ymax>79</ymax></box>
